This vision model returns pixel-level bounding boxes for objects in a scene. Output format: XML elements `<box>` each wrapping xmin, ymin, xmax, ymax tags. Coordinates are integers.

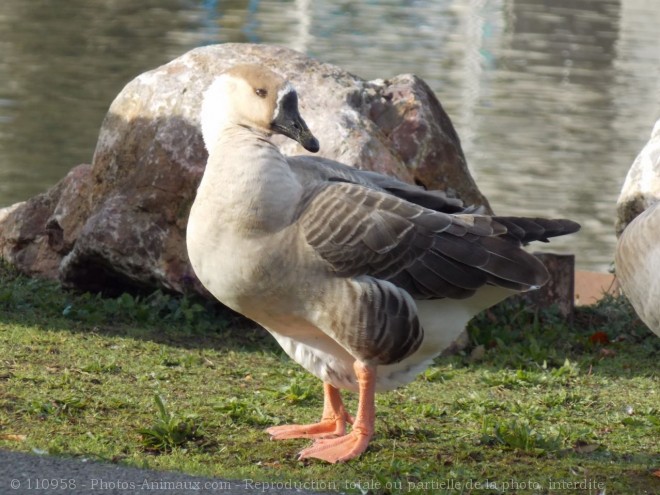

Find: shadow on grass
<box><xmin>0</xmin><ymin>262</ymin><xmax>280</xmax><ymax>355</ymax></box>
<box><xmin>1</xmin><ymin>261</ymin><xmax>658</xmax><ymax>378</ymax></box>
<box><xmin>461</xmin><ymin>295</ymin><xmax>659</xmax><ymax>380</ymax></box>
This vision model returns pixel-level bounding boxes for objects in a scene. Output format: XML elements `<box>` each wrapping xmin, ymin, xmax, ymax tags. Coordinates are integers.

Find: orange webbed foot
<box><xmin>266</xmin><ymin>418</ymin><xmax>348</xmax><ymax>440</ymax></box>
<box><xmin>267</xmin><ymin>363</ymin><xmax>376</xmax><ymax>463</ymax></box>
<box><xmin>297</xmin><ymin>428</ymin><xmax>372</xmax><ymax>463</ymax></box>
<box><xmin>266</xmin><ymin>383</ymin><xmax>353</xmax><ymax>440</ymax></box>
<box><xmin>299</xmin><ymin>362</ymin><xmax>376</xmax><ymax>463</ymax></box>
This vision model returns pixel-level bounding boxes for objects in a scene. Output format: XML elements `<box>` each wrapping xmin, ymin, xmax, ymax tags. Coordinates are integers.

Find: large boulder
<box><xmin>0</xmin><ymin>43</ymin><xmax>491</xmax><ymax>295</ymax></box>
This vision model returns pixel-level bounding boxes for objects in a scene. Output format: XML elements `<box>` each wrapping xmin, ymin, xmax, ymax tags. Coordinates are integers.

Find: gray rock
<box><xmin>0</xmin><ymin>43</ymin><xmax>490</xmax><ymax>295</ymax></box>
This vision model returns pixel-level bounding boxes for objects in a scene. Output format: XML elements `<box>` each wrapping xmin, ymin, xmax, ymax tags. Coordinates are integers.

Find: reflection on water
<box><xmin>0</xmin><ymin>0</ymin><xmax>208</xmax><ymax>200</ymax></box>
<box><xmin>0</xmin><ymin>0</ymin><xmax>659</xmax><ymax>271</ymax></box>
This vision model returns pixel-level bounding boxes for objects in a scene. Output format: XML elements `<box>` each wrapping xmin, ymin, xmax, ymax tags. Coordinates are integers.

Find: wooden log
<box><xmin>518</xmin><ymin>252</ymin><xmax>576</xmax><ymax>320</ymax></box>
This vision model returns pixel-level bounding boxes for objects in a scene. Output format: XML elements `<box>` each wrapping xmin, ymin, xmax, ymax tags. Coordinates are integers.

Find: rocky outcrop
<box><xmin>0</xmin><ymin>43</ymin><xmax>491</xmax><ymax>295</ymax></box>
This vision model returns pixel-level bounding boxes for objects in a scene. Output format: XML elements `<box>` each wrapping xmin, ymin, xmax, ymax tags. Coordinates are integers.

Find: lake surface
<box><xmin>1</xmin><ymin>0</ymin><xmax>659</xmax><ymax>271</ymax></box>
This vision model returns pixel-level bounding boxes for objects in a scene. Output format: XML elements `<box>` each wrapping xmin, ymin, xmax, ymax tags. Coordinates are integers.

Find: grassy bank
<box><xmin>0</xmin><ymin>264</ymin><xmax>658</xmax><ymax>494</ymax></box>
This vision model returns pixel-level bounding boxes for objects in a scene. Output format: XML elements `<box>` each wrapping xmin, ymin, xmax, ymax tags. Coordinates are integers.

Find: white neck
<box><xmin>200</xmin><ymin>77</ymin><xmax>236</xmax><ymax>156</ymax></box>
<box><xmin>194</xmin><ymin>124</ymin><xmax>301</xmax><ymax>236</ymax></box>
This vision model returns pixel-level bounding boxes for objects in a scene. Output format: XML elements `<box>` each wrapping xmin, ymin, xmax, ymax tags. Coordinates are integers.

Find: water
<box><xmin>0</xmin><ymin>0</ymin><xmax>659</xmax><ymax>271</ymax></box>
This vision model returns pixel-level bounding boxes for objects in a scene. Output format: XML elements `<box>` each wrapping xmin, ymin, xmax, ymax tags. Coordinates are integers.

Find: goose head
<box><xmin>201</xmin><ymin>64</ymin><xmax>320</xmax><ymax>155</ymax></box>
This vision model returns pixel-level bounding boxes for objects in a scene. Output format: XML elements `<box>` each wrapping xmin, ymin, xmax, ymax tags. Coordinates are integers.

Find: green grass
<box><xmin>0</xmin><ymin>262</ymin><xmax>659</xmax><ymax>494</ymax></box>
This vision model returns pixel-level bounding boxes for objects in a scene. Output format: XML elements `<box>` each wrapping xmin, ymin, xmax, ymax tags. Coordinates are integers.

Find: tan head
<box><xmin>201</xmin><ymin>64</ymin><xmax>319</xmax><ymax>155</ymax></box>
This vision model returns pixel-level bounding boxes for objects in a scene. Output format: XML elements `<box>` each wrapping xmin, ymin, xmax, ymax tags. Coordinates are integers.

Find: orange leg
<box><xmin>266</xmin><ymin>382</ymin><xmax>353</xmax><ymax>440</ymax></box>
<box><xmin>298</xmin><ymin>361</ymin><xmax>376</xmax><ymax>463</ymax></box>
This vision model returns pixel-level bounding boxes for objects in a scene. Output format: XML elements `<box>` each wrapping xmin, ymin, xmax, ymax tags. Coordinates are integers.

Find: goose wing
<box><xmin>287</xmin><ymin>155</ymin><xmax>467</xmax><ymax>214</ymax></box>
<box><xmin>295</xmin><ymin>180</ymin><xmax>574</xmax><ymax>300</ymax></box>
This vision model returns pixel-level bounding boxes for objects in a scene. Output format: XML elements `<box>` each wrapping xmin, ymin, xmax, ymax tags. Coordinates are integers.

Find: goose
<box><xmin>615</xmin><ymin>119</ymin><xmax>660</xmax><ymax>336</ymax></box>
<box><xmin>186</xmin><ymin>64</ymin><xmax>580</xmax><ymax>463</ymax></box>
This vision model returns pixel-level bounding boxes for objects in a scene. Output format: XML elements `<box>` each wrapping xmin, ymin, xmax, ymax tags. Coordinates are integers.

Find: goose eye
<box><xmin>255</xmin><ymin>88</ymin><xmax>268</xmax><ymax>98</ymax></box>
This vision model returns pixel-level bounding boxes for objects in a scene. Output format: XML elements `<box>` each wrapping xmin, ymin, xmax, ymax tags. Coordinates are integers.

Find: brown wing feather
<box><xmin>288</xmin><ymin>155</ymin><xmax>467</xmax><ymax>213</ymax></box>
<box><xmin>296</xmin><ymin>182</ymin><xmax>577</xmax><ymax>300</ymax></box>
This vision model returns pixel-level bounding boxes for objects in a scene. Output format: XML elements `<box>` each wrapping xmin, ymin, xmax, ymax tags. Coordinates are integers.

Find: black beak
<box><xmin>271</xmin><ymin>91</ymin><xmax>320</xmax><ymax>153</ymax></box>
